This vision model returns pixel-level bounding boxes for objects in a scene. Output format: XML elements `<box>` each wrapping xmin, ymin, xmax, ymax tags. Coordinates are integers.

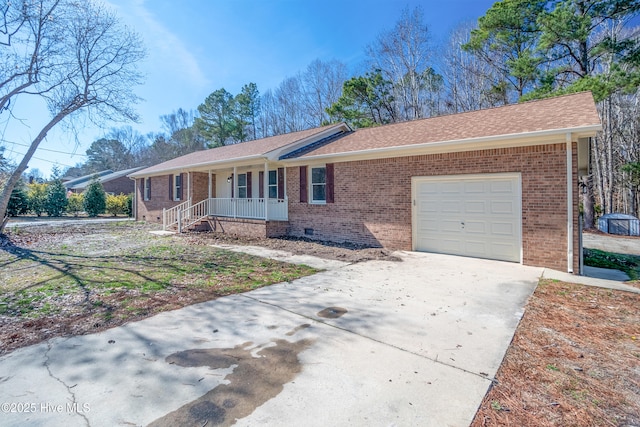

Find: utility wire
<box><xmin>0</xmin><ymin>138</ymin><xmax>88</xmax><ymax>157</ymax></box>
<box><xmin>7</xmin><ymin>149</ymin><xmax>76</xmax><ymax>168</ymax></box>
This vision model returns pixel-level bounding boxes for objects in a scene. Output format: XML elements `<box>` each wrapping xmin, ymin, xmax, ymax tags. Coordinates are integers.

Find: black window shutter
<box><xmin>259</xmin><ymin>171</ymin><xmax>264</xmax><ymax>199</ymax></box>
<box><xmin>148</xmin><ymin>178</ymin><xmax>151</xmax><ymax>199</ymax></box>
<box><xmin>247</xmin><ymin>171</ymin><xmax>252</xmax><ymax>198</ymax></box>
<box><xmin>299</xmin><ymin>166</ymin><xmax>308</xmax><ymax>203</ymax></box>
<box><xmin>169</xmin><ymin>175</ymin><xmax>173</xmax><ymax>200</ymax></box>
<box><xmin>277</xmin><ymin>167</ymin><xmax>285</xmax><ymax>200</ymax></box>
<box><xmin>326</xmin><ymin>163</ymin><xmax>335</xmax><ymax>203</ymax></box>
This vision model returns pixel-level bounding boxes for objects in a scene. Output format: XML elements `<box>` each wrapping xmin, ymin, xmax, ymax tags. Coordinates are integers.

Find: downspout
<box><xmin>566</xmin><ymin>133</ymin><xmax>574</xmax><ymax>274</ymax></box>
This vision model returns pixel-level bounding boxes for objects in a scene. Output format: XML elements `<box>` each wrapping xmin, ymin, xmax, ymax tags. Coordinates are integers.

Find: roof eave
<box><xmin>282</xmin><ymin>124</ymin><xmax>602</xmax><ymax>165</ymax></box>
<box><xmin>128</xmin><ymin>154</ymin><xmax>269</xmax><ymax>178</ymax></box>
<box><xmin>128</xmin><ymin>123</ymin><xmax>353</xmax><ymax>179</ymax></box>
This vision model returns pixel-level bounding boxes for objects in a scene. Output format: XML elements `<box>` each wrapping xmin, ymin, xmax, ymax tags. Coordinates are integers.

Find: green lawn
<box><xmin>584</xmin><ymin>248</ymin><xmax>640</xmax><ymax>280</ymax></box>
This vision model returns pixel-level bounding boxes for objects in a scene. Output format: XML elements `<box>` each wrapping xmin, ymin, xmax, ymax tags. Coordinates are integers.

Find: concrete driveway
<box><xmin>0</xmin><ymin>251</ymin><xmax>542</xmax><ymax>427</ymax></box>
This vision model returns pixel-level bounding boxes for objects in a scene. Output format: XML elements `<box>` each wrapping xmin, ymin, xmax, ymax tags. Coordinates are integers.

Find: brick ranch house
<box><xmin>129</xmin><ymin>92</ymin><xmax>601</xmax><ymax>274</ymax></box>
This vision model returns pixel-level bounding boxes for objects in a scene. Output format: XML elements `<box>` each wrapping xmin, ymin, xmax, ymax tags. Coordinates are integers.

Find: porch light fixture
<box><xmin>227</xmin><ymin>175</ymin><xmax>233</xmax><ymax>183</ymax></box>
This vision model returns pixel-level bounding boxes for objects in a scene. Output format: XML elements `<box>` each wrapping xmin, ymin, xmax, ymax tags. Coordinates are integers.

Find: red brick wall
<box><xmin>266</xmin><ymin>220</ymin><xmax>289</xmax><ymax>237</ymax></box>
<box><xmin>191</xmin><ymin>172</ymin><xmax>211</xmax><ymax>202</ymax></box>
<box><xmin>135</xmin><ymin>175</ymin><xmax>183</xmax><ymax>223</ymax></box>
<box><xmin>191</xmin><ymin>218</ymin><xmax>288</xmax><ymax>238</ymax></box>
<box><xmin>210</xmin><ymin>218</ymin><xmax>286</xmax><ymax>238</ymax></box>
<box><xmin>287</xmin><ymin>143</ymin><xmax>577</xmax><ymax>271</ymax></box>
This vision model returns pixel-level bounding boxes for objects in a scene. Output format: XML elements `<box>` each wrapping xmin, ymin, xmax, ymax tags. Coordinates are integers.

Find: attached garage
<box><xmin>132</xmin><ymin>92</ymin><xmax>602</xmax><ymax>273</ymax></box>
<box><xmin>412</xmin><ymin>173</ymin><xmax>522</xmax><ymax>263</ymax></box>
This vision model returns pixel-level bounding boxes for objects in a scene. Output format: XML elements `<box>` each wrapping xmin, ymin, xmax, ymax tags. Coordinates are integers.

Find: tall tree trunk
<box><xmin>605</xmin><ymin>97</ymin><xmax>614</xmax><ymax>214</ymax></box>
<box><xmin>0</xmin><ymin>110</ymin><xmax>72</xmax><ymax>233</ymax></box>
<box><xmin>581</xmin><ymin>175</ymin><xmax>595</xmax><ymax>229</ymax></box>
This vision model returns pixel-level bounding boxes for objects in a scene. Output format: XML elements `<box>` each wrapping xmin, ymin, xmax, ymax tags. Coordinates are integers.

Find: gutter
<box><xmin>127</xmin><ymin>124</ymin><xmax>602</xmax><ymax>178</ymax></box>
<box><xmin>128</xmin><ymin>154</ymin><xmax>269</xmax><ymax>179</ymax></box>
<box><xmin>128</xmin><ymin>123</ymin><xmax>352</xmax><ymax>179</ymax></box>
<box><xmin>283</xmin><ymin>124</ymin><xmax>603</xmax><ymax>164</ymax></box>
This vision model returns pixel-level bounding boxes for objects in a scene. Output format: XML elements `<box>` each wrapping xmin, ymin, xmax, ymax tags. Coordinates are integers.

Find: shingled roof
<box><xmin>130</xmin><ymin>92</ymin><xmax>601</xmax><ymax>177</ymax></box>
<box><xmin>130</xmin><ymin>124</ymin><xmax>346</xmax><ymax>177</ymax></box>
<box><xmin>297</xmin><ymin>92</ymin><xmax>601</xmax><ymax>159</ymax></box>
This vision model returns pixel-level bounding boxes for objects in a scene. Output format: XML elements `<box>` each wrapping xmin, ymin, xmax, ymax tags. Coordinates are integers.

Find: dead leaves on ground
<box><xmin>473</xmin><ymin>280</ymin><xmax>640</xmax><ymax>427</ymax></box>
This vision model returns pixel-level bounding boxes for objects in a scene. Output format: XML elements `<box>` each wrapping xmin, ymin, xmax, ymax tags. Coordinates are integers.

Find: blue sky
<box><xmin>1</xmin><ymin>0</ymin><xmax>496</xmax><ymax>177</ymax></box>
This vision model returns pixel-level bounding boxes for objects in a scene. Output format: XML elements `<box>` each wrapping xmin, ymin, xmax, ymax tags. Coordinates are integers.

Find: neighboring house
<box><xmin>129</xmin><ymin>92</ymin><xmax>601</xmax><ymax>274</ymax></box>
<box><xmin>66</xmin><ymin>167</ymin><xmax>143</xmax><ymax>194</ymax></box>
<box><xmin>63</xmin><ymin>170</ymin><xmax>113</xmax><ymax>188</ymax></box>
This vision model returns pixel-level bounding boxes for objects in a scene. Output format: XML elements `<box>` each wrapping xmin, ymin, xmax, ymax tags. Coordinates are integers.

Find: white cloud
<box><xmin>108</xmin><ymin>0</ymin><xmax>210</xmax><ymax>89</ymax></box>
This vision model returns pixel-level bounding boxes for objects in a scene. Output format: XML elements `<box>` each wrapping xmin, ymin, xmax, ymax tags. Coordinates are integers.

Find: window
<box><xmin>174</xmin><ymin>174</ymin><xmax>182</xmax><ymax>201</ymax></box>
<box><xmin>143</xmin><ymin>178</ymin><xmax>150</xmax><ymax>201</ymax></box>
<box><xmin>268</xmin><ymin>170</ymin><xmax>278</xmax><ymax>199</ymax></box>
<box><xmin>237</xmin><ymin>173</ymin><xmax>247</xmax><ymax>198</ymax></box>
<box><xmin>311</xmin><ymin>166</ymin><xmax>326</xmax><ymax>203</ymax></box>
<box><xmin>300</xmin><ymin>164</ymin><xmax>333</xmax><ymax>204</ymax></box>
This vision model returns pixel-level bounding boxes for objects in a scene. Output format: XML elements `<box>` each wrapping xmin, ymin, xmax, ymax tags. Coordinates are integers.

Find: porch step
<box><xmin>176</xmin><ymin>216</ymin><xmax>226</xmax><ymax>233</ymax></box>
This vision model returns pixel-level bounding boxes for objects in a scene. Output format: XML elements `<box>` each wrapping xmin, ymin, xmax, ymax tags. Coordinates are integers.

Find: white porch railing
<box><xmin>163</xmin><ymin>199</ymin><xmax>191</xmax><ymax>231</ymax></box>
<box><xmin>163</xmin><ymin>198</ymin><xmax>288</xmax><ymax>231</ymax></box>
<box><xmin>209</xmin><ymin>198</ymin><xmax>288</xmax><ymax>220</ymax></box>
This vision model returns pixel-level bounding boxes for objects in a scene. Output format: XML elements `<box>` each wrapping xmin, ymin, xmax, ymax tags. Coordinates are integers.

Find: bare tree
<box><xmin>440</xmin><ymin>22</ymin><xmax>508</xmax><ymax>113</ymax></box>
<box><xmin>366</xmin><ymin>6</ymin><xmax>442</xmax><ymax>120</ymax></box>
<box><xmin>257</xmin><ymin>58</ymin><xmax>347</xmax><ymax>136</ymax></box>
<box><xmin>302</xmin><ymin>59</ymin><xmax>348</xmax><ymax>126</ymax></box>
<box><xmin>160</xmin><ymin>109</ymin><xmax>205</xmax><ymax>154</ymax></box>
<box><xmin>275</xmin><ymin>76</ymin><xmax>307</xmax><ymax>133</ymax></box>
<box><xmin>0</xmin><ymin>0</ymin><xmax>145</xmax><ymax>230</ymax></box>
<box><xmin>257</xmin><ymin>89</ymin><xmax>278</xmax><ymax>138</ymax></box>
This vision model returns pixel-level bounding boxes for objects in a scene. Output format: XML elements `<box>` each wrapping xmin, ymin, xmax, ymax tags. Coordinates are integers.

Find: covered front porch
<box><xmin>162</xmin><ymin>162</ymin><xmax>289</xmax><ymax>232</ymax></box>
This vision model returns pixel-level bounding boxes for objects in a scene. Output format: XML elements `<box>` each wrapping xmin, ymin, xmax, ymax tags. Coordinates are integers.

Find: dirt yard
<box><xmin>471</xmin><ymin>282</ymin><xmax>639</xmax><ymax>426</ymax></box>
<box><xmin>0</xmin><ymin>221</ymin><xmax>396</xmax><ymax>355</ymax></box>
<box><xmin>583</xmin><ymin>229</ymin><xmax>640</xmax><ymax>256</ymax></box>
<box><xmin>1</xmin><ymin>221</ymin><xmax>639</xmax><ymax>426</ymax></box>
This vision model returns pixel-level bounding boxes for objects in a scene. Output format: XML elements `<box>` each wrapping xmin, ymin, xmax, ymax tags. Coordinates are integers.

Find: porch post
<box><xmin>207</xmin><ymin>169</ymin><xmax>213</xmax><ymax>216</ymax></box>
<box><xmin>187</xmin><ymin>172</ymin><xmax>191</xmax><ymax>202</ymax></box>
<box><xmin>233</xmin><ymin>166</ymin><xmax>237</xmax><ymax>219</ymax></box>
<box><xmin>264</xmin><ymin>161</ymin><xmax>269</xmax><ymax>220</ymax></box>
<box><xmin>283</xmin><ymin>167</ymin><xmax>287</xmax><ymax>200</ymax></box>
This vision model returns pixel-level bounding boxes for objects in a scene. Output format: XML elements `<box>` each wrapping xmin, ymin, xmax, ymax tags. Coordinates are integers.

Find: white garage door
<box><xmin>412</xmin><ymin>173</ymin><xmax>522</xmax><ymax>262</ymax></box>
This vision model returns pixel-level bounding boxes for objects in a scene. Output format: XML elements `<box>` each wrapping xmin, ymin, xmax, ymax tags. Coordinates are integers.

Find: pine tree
<box><xmin>7</xmin><ymin>183</ymin><xmax>29</xmax><ymax>217</ymax></box>
<box><xmin>45</xmin><ymin>179</ymin><xmax>68</xmax><ymax>217</ymax></box>
<box><xmin>83</xmin><ymin>177</ymin><xmax>106</xmax><ymax>217</ymax></box>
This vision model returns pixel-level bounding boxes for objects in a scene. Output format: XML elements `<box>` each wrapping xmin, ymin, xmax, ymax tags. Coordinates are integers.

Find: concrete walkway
<box><xmin>543</xmin><ymin>267</ymin><xmax>640</xmax><ymax>294</ymax></box>
<box><xmin>0</xmin><ymin>252</ymin><xmax>542</xmax><ymax>427</ymax></box>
